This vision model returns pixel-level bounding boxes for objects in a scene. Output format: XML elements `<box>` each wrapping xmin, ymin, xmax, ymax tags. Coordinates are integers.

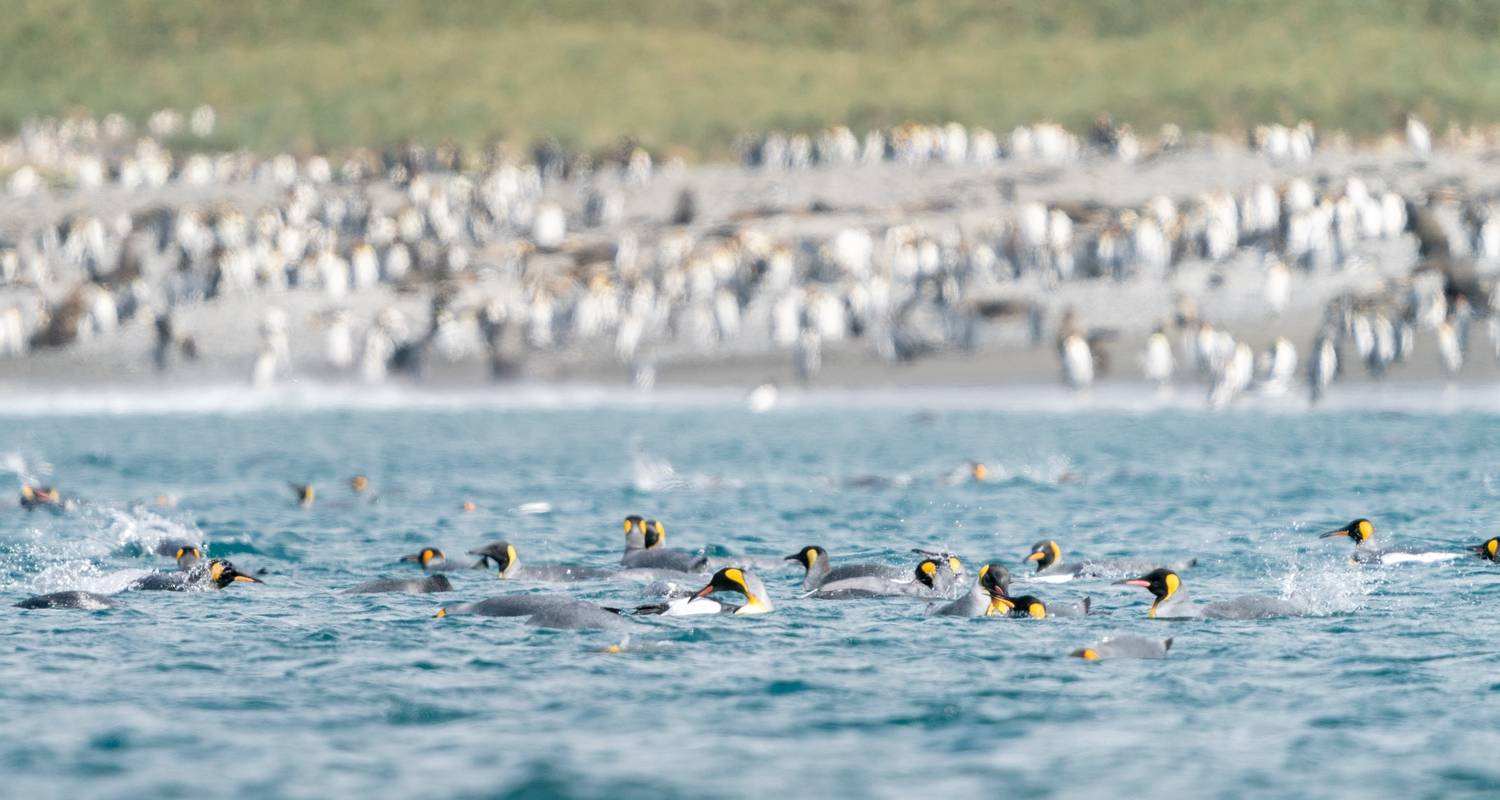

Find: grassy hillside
<box><xmin>3</xmin><ymin>0</ymin><xmax>1499</xmax><ymax>156</ymax></box>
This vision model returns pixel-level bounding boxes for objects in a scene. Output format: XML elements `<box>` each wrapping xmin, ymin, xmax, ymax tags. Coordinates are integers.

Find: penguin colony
<box><xmin>2</xmin><ymin>110</ymin><xmax>1500</xmax><ymax>403</ymax></box>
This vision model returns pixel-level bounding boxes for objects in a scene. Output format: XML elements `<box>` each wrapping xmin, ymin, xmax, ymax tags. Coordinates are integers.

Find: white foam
<box><xmin>1378</xmin><ymin>552</ymin><xmax>1462</xmax><ymax>565</ymax></box>
<box><xmin>4</xmin><ymin>380</ymin><xmax>1500</xmax><ymax>416</ymax></box>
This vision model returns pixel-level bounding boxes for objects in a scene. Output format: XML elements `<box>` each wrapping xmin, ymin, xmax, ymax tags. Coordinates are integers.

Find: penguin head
<box><xmin>643</xmin><ymin>520</ymin><xmax>666</xmax><ymax>549</ymax></box>
<box><xmin>785</xmin><ymin>545</ymin><xmax>827</xmax><ymax>571</ymax></box>
<box><xmin>1072</xmin><ymin>647</ymin><xmax>1101</xmax><ymax>661</ymax></box>
<box><xmin>969</xmin><ymin>461</ymin><xmax>988</xmax><ymax>481</ymax></box>
<box><xmin>978</xmin><ymin>562</ymin><xmax>1012</xmax><ymax>598</ymax></box>
<box><xmin>1472</xmin><ymin>537</ymin><xmax>1500</xmax><ymax>562</ymax></box>
<box><xmin>400</xmin><ymin>547</ymin><xmax>445</xmax><ymax>569</ymax></box>
<box><xmin>914</xmin><ymin>558</ymin><xmax>942</xmax><ymax>588</ymax></box>
<box><xmin>912</xmin><ymin>549</ymin><xmax>964</xmax><ymax>579</ymax></box>
<box><xmin>1025</xmin><ymin>539</ymin><xmax>1063</xmax><ymax>570</ymax></box>
<box><xmin>349</xmin><ymin>475</ymin><xmax>370</xmax><ymax>493</ymax></box>
<box><xmin>207</xmin><ymin>559</ymin><xmax>262</xmax><ymax>588</ymax></box>
<box><xmin>174</xmin><ymin>545</ymin><xmax>203</xmax><ymax>569</ymax></box>
<box><xmin>1005</xmin><ymin>594</ymin><xmax>1048</xmax><ymax>619</ymax></box>
<box><xmin>623</xmin><ymin>515</ymin><xmax>645</xmax><ymax>534</ymax></box>
<box><xmin>1119</xmin><ymin>568</ymin><xmax>1179</xmax><ymax>617</ymax></box>
<box><xmin>1319</xmin><ymin>518</ymin><xmax>1373</xmax><ymax>545</ymax></box>
<box><xmin>693</xmin><ymin>567</ymin><xmax>768</xmax><ymax>610</ymax></box>
<box><xmin>291</xmin><ymin>483</ymin><xmax>315</xmax><ymax>507</ymax></box>
<box><xmin>476</xmin><ymin>542</ymin><xmax>519</xmax><ymax>577</ymax></box>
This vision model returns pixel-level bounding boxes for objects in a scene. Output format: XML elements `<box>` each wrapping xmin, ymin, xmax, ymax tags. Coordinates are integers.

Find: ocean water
<box><xmin>3</xmin><ymin>399</ymin><xmax>1499</xmax><ymax>799</ymax></box>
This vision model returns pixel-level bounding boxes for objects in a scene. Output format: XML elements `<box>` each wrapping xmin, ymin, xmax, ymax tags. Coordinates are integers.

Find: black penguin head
<box><xmin>1473</xmin><ymin>537</ymin><xmax>1500</xmax><ymax>562</ymax></box>
<box><xmin>1025</xmin><ymin>540</ymin><xmax>1063</xmax><ymax>571</ymax></box>
<box><xmin>291</xmin><ymin>483</ymin><xmax>315</xmax><ymax>507</ymax></box>
<box><xmin>643</xmin><ymin>520</ymin><xmax>666</xmax><ymax>548</ymax></box>
<box><xmin>401</xmin><ymin>547</ymin><xmax>445</xmax><ymax>568</ymax></box>
<box><xmin>208</xmin><ymin>560</ymin><xmax>262</xmax><ymax>588</ymax></box>
<box><xmin>693</xmin><ymin>567</ymin><xmax>753</xmax><ymax>601</ymax></box>
<box><xmin>1120</xmin><ymin>568</ymin><xmax>1179</xmax><ymax>601</ymax></box>
<box><xmin>914</xmin><ymin>558</ymin><xmax>942</xmax><ymax>588</ymax></box>
<box><xmin>1006</xmin><ymin>594</ymin><xmax>1048</xmax><ymax>619</ymax></box>
<box><xmin>978</xmin><ymin>563</ymin><xmax>1011</xmax><ymax>597</ymax></box>
<box><xmin>1319</xmin><ymin>518</ymin><xmax>1373</xmax><ymax>545</ymax></box>
<box><xmin>467</xmin><ymin>541</ymin><xmax>518</xmax><ymax>576</ymax></box>
<box><xmin>174</xmin><ymin>545</ymin><xmax>203</xmax><ymax>568</ymax></box>
<box><xmin>785</xmin><ymin>545</ymin><xmax>827</xmax><ymax>571</ymax></box>
<box><xmin>912</xmin><ymin>549</ymin><xmax>964</xmax><ymax>578</ymax></box>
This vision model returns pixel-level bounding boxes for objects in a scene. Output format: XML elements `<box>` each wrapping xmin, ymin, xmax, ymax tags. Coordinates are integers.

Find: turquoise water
<box><xmin>3</xmin><ymin>406</ymin><xmax>1499</xmax><ymax>799</ymax></box>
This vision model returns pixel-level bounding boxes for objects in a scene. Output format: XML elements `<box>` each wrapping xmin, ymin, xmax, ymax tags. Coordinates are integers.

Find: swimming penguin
<box><xmin>638</xmin><ymin>567</ymin><xmax>775</xmax><ymax>615</ymax></box>
<box><xmin>15</xmin><ymin>591</ymin><xmax>119</xmax><ymax>610</ymax></box>
<box><xmin>1471</xmin><ymin>537</ymin><xmax>1499</xmax><ymax>562</ymax></box>
<box><xmin>785</xmin><ymin>545</ymin><xmax>903</xmax><ymax>590</ymax></box>
<box><xmin>928</xmin><ymin>564</ymin><xmax>1014</xmax><ymax>617</ymax></box>
<box><xmin>1072</xmin><ymin>635</ymin><xmax>1174</xmax><ymax>660</ymax></box>
<box><xmin>436</xmin><ymin>595</ymin><xmax>638</xmax><ymax>631</ymax></box>
<box><xmin>349</xmin><ymin>475</ymin><xmax>370</xmax><ymax>494</ymax></box>
<box><xmin>128</xmin><ymin>559</ymin><xmax>263</xmax><ymax>591</ymax></box>
<box><xmin>342</xmin><ymin>575</ymin><xmax>453</xmax><ymax>594</ymax></box>
<box><xmin>398</xmin><ymin>547</ymin><xmax>473</xmax><ymax>572</ymax></box>
<box><xmin>290</xmin><ymin>483</ymin><xmax>315</xmax><ymax>508</ymax></box>
<box><xmin>906</xmin><ymin>549</ymin><xmax>966</xmax><ymax>591</ymax></box>
<box><xmin>1023</xmin><ymin>539</ymin><xmax>1196</xmax><ymax>582</ymax></box>
<box><xmin>467</xmin><ymin>541</ymin><xmax>611</xmax><ymax>582</ymax></box>
<box><xmin>808</xmin><ymin>557</ymin><xmax>953</xmax><ymax>600</ymax></box>
<box><xmin>19</xmin><ymin>484</ymin><xmax>63</xmax><ymax>511</ymax></box>
<box><xmin>152</xmin><ymin>540</ymin><xmax>205</xmax><ymax>570</ymax></box>
<box><xmin>1318</xmin><ymin>518</ymin><xmax>1461</xmax><ymax>565</ymax></box>
<box><xmin>1118</xmin><ymin>568</ymin><xmax>1299</xmax><ymax>619</ymax></box>
<box><xmin>620</xmin><ymin>519</ymin><xmax>708</xmax><ymax>572</ymax></box>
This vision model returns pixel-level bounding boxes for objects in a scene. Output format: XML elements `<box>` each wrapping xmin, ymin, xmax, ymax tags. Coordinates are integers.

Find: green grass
<box><xmin>3</xmin><ymin>0</ymin><xmax>1499</xmax><ymax>157</ymax></box>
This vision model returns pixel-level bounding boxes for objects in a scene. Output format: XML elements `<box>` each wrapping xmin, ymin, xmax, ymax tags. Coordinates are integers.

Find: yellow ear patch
<box><xmin>978</xmin><ymin>563</ymin><xmax>990</xmax><ymax>579</ymax></box>
<box><xmin>1027</xmin><ymin>602</ymin><xmax>1047</xmax><ymax>619</ymax></box>
<box><xmin>1488</xmin><ymin>539</ymin><xmax>1498</xmax><ymax>558</ymax></box>
<box><xmin>209</xmin><ymin>562</ymin><xmax>225</xmax><ymax>582</ymax></box>
<box><xmin>724</xmin><ymin>568</ymin><xmax>745</xmax><ymax>585</ymax></box>
<box><xmin>1078</xmin><ymin>648</ymin><xmax>1099</xmax><ymax>661</ymax></box>
<box><xmin>948</xmin><ymin>556</ymin><xmax>962</xmax><ymax>573</ymax></box>
<box><xmin>920</xmin><ymin>560</ymin><xmax>938</xmax><ymax>576</ymax></box>
<box><xmin>623</xmin><ymin>519</ymin><xmax>632</xmax><ymax>533</ymax></box>
<box><xmin>505</xmin><ymin>544</ymin><xmax>518</xmax><ymax>572</ymax></box>
<box><xmin>1163</xmin><ymin>572</ymin><xmax>1181</xmax><ymax>598</ymax></box>
<box><xmin>435</xmin><ymin>608</ymin><xmax>447</xmax><ymax>618</ymax></box>
<box><xmin>1357</xmin><ymin>520</ymin><xmax>1373</xmax><ymax>539</ymax></box>
<box><xmin>805</xmin><ymin>548</ymin><xmax>818</xmax><ymax>566</ymax></box>
<box><xmin>1049</xmin><ymin>541</ymin><xmax>1062</xmax><ymax>564</ymax></box>
<box><xmin>176</xmin><ymin>548</ymin><xmax>186</xmax><ymax>559</ymax></box>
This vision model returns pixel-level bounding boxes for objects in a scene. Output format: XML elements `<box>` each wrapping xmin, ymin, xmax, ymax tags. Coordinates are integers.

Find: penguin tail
<box><xmin>1081</xmin><ymin>596</ymin><xmax>1092</xmax><ymax>615</ymax></box>
<box><xmin>1163</xmin><ymin>637</ymin><xmax>1174</xmax><ymax>653</ymax></box>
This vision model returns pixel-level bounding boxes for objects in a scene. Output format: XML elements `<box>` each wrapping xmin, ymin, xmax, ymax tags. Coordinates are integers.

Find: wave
<box><xmin>4</xmin><ymin>380</ymin><xmax>1500</xmax><ymax>416</ymax></box>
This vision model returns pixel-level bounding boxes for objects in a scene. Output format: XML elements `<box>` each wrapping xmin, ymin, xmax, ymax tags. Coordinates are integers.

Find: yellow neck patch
<box><xmin>1026</xmin><ymin>602</ymin><xmax>1047</xmax><ymax>619</ymax></box>
<box><xmin>805</xmin><ymin>549</ymin><xmax>818</xmax><ymax>567</ymax></box>
<box><xmin>1163</xmin><ymin>572</ymin><xmax>1180</xmax><ymax>599</ymax></box>
<box><xmin>985</xmin><ymin>596</ymin><xmax>1014</xmax><ymax>616</ymax></box>
<box><xmin>947</xmin><ymin>556</ymin><xmax>962</xmax><ymax>574</ymax></box>
<box><xmin>1048</xmin><ymin>541</ymin><xmax>1062</xmax><ymax>565</ymax></box>
<box><xmin>1488</xmin><ymin>539</ymin><xmax>1498</xmax><ymax>559</ymax></box>
<box><xmin>1357</xmin><ymin>520</ymin><xmax>1373</xmax><ymax>541</ymax></box>
<box><xmin>920</xmin><ymin>561</ymin><xmax>938</xmax><ymax>577</ymax></box>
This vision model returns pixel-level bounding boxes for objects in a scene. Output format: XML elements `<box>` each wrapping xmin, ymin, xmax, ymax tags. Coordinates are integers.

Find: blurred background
<box><xmin>3</xmin><ymin>0</ymin><xmax>1500</xmax><ymax>406</ymax></box>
